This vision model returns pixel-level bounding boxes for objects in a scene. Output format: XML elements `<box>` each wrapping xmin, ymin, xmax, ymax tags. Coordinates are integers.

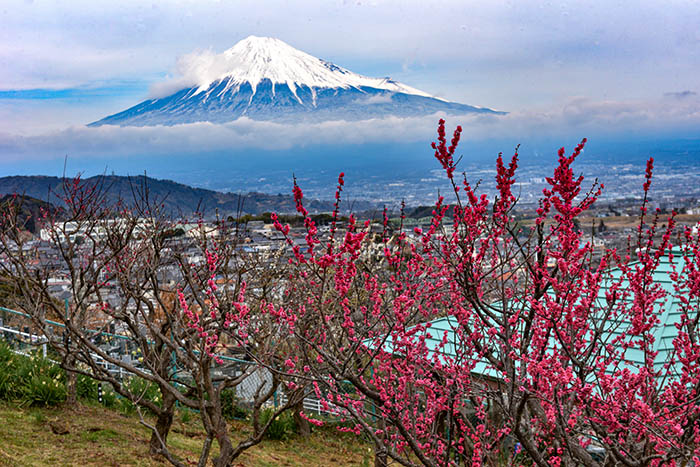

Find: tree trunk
<box><xmin>211</xmin><ymin>410</ymin><xmax>234</xmax><ymax>467</ymax></box>
<box><xmin>149</xmin><ymin>390</ymin><xmax>176</xmax><ymax>456</ymax></box>
<box><xmin>374</xmin><ymin>450</ymin><xmax>388</xmax><ymax>467</ymax></box>
<box><xmin>293</xmin><ymin>400</ymin><xmax>311</xmax><ymax>437</ymax></box>
<box><xmin>374</xmin><ymin>418</ymin><xmax>388</xmax><ymax>467</ymax></box>
<box><xmin>66</xmin><ymin>371</ymin><xmax>77</xmax><ymax>404</ymax></box>
<box><xmin>65</xmin><ymin>354</ymin><xmax>77</xmax><ymax>405</ymax></box>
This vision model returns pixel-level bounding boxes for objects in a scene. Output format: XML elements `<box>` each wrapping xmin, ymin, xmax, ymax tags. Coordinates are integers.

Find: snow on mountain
<box><xmin>191</xmin><ymin>36</ymin><xmax>437</xmax><ymax>100</ymax></box>
<box><xmin>90</xmin><ymin>36</ymin><xmax>503</xmax><ymax>127</ymax></box>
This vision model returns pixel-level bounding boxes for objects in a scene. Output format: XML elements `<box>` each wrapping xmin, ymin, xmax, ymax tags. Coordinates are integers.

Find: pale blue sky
<box><xmin>0</xmin><ymin>0</ymin><xmax>698</xmax><ymax>164</ymax></box>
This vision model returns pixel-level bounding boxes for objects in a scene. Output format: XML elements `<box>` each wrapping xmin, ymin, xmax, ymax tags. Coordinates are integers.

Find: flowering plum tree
<box><xmin>265</xmin><ymin>120</ymin><xmax>700</xmax><ymax>466</ymax></box>
<box><xmin>2</xmin><ymin>121</ymin><xmax>699</xmax><ymax>466</ymax></box>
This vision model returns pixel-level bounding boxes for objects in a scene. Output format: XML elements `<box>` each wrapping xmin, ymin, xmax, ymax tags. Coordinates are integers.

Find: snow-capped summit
<box><xmin>195</xmin><ymin>36</ymin><xmax>436</xmax><ymax>100</ymax></box>
<box><xmin>90</xmin><ymin>36</ymin><xmax>503</xmax><ymax>127</ymax></box>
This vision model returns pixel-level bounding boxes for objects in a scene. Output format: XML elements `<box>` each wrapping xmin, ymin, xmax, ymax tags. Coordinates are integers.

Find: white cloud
<box><xmin>148</xmin><ymin>48</ymin><xmax>234</xmax><ymax>98</ymax></box>
<box><xmin>0</xmin><ymin>92</ymin><xmax>698</xmax><ymax>164</ymax></box>
<box><xmin>0</xmin><ymin>116</ymin><xmax>437</xmax><ymax>161</ymax></box>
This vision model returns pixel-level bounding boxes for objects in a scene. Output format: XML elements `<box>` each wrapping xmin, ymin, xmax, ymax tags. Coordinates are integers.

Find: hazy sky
<box><xmin>0</xmin><ymin>0</ymin><xmax>699</xmax><ymax>166</ymax></box>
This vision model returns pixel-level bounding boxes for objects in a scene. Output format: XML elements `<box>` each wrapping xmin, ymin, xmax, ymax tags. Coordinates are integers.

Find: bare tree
<box><xmin>0</xmin><ymin>176</ymin><xmax>304</xmax><ymax>466</ymax></box>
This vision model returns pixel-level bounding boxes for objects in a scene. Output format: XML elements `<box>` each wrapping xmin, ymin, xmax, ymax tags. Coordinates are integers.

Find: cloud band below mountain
<box><xmin>0</xmin><ymin>93</ymin><xmax>698</xmax><ymax>164</ymax></box>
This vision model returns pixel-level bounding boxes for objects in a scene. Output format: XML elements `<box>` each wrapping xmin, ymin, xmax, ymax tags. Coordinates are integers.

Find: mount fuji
<box><xmin>90</xmin><ymin>36</ymin><xmax>504</xmax><ymax>127</ymax></box>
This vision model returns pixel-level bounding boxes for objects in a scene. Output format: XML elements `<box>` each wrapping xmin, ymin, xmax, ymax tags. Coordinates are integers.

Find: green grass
<box><xmin>0</xmin><ymin>401</ymin><xmax>370</xmax><ymax>466</ymax></box>
<box><xmin>80</xmin><ymin>427</ymin><xmax>121</xmax><ymax>444</ymax></box>
<box><xmin>0</xmin><ymin>343</ymin><xmax>370</xmax><ymax>465</ymax></box>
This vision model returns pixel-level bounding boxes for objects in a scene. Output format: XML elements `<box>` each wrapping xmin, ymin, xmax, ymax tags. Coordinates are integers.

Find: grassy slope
<box><xmin>0</xmin><ymin>402</ymin><xmax>370</xmax><ymax>466</ymax></box>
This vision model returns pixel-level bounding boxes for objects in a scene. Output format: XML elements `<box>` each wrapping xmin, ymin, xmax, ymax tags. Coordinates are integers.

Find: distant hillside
<box><xmin>0</xmin><ymin>175</ymin><xmax>350</xmax><ymax>217</ymax></box>
<box><xmin>0</xmin><ymin>194</ymin><xmax>65</xmax><ymax>233</ymax></box>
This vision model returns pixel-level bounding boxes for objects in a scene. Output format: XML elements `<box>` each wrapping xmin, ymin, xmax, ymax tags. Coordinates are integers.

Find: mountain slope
<box><xmin>0</xmin><ymin>175</ymin><xmax>354</xmax><ymax>217</ymax></box>
<box><xmin>90</xmin><ymin>36</ymin><xmax>503</xmax><ymax>127</ymax></box>
<box><xmin>0</xmin><ymin>194</ymin><xmax>65</xmax><ymax>233</ymax></box>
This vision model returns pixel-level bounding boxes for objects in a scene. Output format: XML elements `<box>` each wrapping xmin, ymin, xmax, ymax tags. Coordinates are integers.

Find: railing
<box><xmin>277</xmin><ymin>391</ymin><xmax>338</xmax><ymax>415</ymax></box>
<box><xmin>0</xmin><ymin>305</ymin><xmax>333</xmax><ymax>412</ymax></box>
<box><xmin>0</xmin><ymin>324</ymin><xmax>48</xmax><ymax>357</ymax></box>
<box><xmin>0</xmin><ymin>306</ymin><xmax>251</xmax><ymax>364</ymax></box>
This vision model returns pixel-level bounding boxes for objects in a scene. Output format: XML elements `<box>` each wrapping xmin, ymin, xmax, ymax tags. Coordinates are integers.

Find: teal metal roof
<box><xmin>378</xmin><ymin>315</ymin><xmax>495</xmax><ymax>377</ymax></box>
<box><xmin>381</xmin><ymin>249</ymin><xmax>690</xmax><ymax>381</ymax></box>
<box><xmin>597</xmin><ymin>251</ymin><xmax>687</xmax><ymax>377</ymax></box>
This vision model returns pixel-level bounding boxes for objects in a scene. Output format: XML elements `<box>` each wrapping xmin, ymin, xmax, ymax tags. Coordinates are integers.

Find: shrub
<box><xmin>119</xmin><ymin>376</ymin><xmax>161</xmax><ymax>414</ymax></box>
<box><xmin>179</xmin><ymin>407</ymin><xmax>193</xmax><ymax>424</ymax></box>
<box><xmin>11</xmin><ymin>350</ymin><xmax>66</xmax><ymax>407</ymax></box>
<box><xmin>0</xmin><ymin>341</ymin><xmax>13</xmax><ymax>363</ymax></box>
<box><xmin>116</xmin><ymin>395</ymin><xmax>136</xmax><ymax>415</ymax></box>
<box><xmin>76</xmin><ymin>373</ymin><xmax>99</xmax><ymax>400</ymax></box>
<box><xmin>0</xmin><ymin>343</ymin><xmax>20</xmax><ymax>400</ymax></box>
<box><xmin>221</xmin><ymin>388</ymin><xmax>248</xmax><ymax>420</ymax></box>
<box><xmin>101</xmin><ymin>386</ymin><xmax>118</xmax><ymax>409</ymax></box>
<box><xmin>0</xmin><ymin>367</ymin><xmax>17</xmax><ymax>400</ymax></box>
<box><xmin>22</xmin><ymin>373</ymin><xmax>66</xmax><ymax>407</ymax></box>
<box><xmin>0</xmin><ymin>342</ymin><xmax>68</xmax><ymax>406</ymax></box>
<box><xmin>260</xmin><ymin>407</ymin><xmax>297</xmax><ymax>441</ymax></box>
<box><xmin>15</xmin><ymin>351</ymin><xmax>63</xmax><ymax>382</ymax></box>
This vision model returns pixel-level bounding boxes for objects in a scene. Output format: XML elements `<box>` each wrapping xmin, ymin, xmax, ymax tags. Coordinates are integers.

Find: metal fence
<box><xmin>0</xmin><ymin>324</ymin><xmax>48</xmax><ymax>357</ymax></box>
<box><xmin>0</xmin><ymin>305</ymin><xmax>335</xmax><ymax>415</ymax></box>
